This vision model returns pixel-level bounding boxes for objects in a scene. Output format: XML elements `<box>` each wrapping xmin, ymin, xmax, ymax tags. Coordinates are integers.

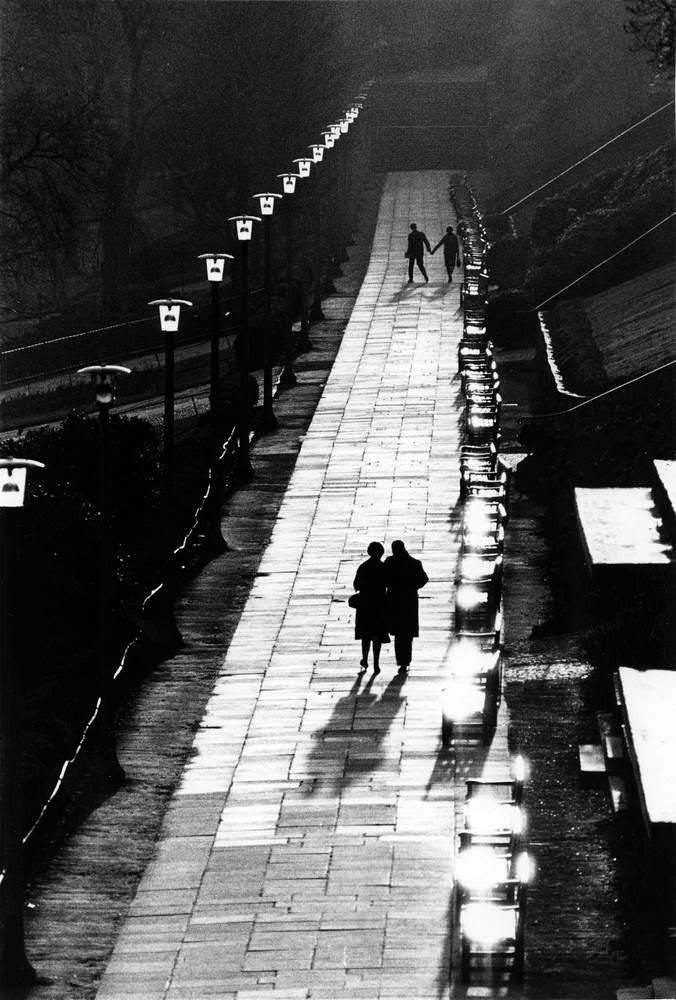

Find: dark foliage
<box><xmin>624</xmin><ymin>0</ymin><xmax>676</xmax><ymax>76</ymax></box>
<box><xmin>1</xmin><ymin>412</ymin><xmax>163</xmax><ymax>823</ymax></box>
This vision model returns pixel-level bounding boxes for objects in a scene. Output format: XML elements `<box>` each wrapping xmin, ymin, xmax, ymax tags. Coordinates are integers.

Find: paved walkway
<box><xmin>95</xmin><ymin>171</ymin><xmax>509</xmax><ymax>1000</ymax></box>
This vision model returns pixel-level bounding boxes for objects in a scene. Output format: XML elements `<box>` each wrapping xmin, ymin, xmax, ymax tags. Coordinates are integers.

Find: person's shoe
<box><xmin>448</xmin><ymin>277</ymin><xmax>453</xmax><ymax>283</ymax></box>
<box><xmin>407</xmin><ymin>279</ymin><xmax>413</xmax><ymax>284</ymax></box>
<box><xmin>373</xmin><ymin>665</ymin><xmax>381</xmax><ymax>674</ymax></box>
<box><xmin>397</xmin><ymin>666</ymin><xmax>408</xmax><ymax>675</ymax></box>
<box><xmin>424</xmin><ymin>276</ymin><xmax>429</xmax><ymax>283</ymax></box>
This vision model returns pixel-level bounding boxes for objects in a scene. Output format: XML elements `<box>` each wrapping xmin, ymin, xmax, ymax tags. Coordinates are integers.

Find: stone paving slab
<box><xmin>95</xmin><ymin>171</ymin><xmax>511</xmax><ymax>999</ymax></box>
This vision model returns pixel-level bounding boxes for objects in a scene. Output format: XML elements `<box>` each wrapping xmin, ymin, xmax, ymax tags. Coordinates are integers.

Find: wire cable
<box><xmin>524</xmin><ymin>357</ymin><xmax>676</xmax><ymax>421</ymax></box>
<box><xmin>532</xmin><ymin>212</ymin><xmax>676</xmax><ymax>311</ymax></box>
<box><xmin>502</xmin><ymin>101</ymin><xmax>674</xmax><ymax>214</ymax></box>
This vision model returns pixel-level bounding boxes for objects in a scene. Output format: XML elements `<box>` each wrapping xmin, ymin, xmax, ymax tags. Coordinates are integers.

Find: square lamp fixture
<box><xmin>0</xmin><ymin>458</ymin><xmax>45</xmax><ymax>509</ymax></box>
<box><xmin>277</xmin><ymin>173</ymin><xmax>299</xmax><ymax>195</ymax></box>
<box><xmin>197</xmin><ymin>253</ymin><xmax>233</xmax><ymax>282</ymax></box>
<box><xmin>148</xmin><ymin>298</ymin><xmax>193</xmax><ymax>332</ymax></box>
<box><xmin>228</xmin><ymin>215</ymin><xmax>260</xmax><ymax>241</ymax></box>
<box><xmin>253</xmin><ymin>193</ymin><xmax>282</xmax><ymax>217</ymax></box>
<box><xmin>78</xmin><ymin>364</ymin><xmax>131</xmax><ymax>405</ymax></box>
<box><xmin>292</xmin><ymin>157</ymin><xmax>313</xmax><ymax>178</ymax></box>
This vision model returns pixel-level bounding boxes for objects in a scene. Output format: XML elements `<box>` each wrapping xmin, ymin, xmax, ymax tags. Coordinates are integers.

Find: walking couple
<box><xmin>351</xmin><ymin>540</ymin><xmax>428</xmax><ymax>676</ymax></box>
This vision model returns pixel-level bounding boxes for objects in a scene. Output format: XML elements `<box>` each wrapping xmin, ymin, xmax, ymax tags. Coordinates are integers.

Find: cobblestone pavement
<box><xmin>92</xmin><ymin>171</ymin><xmax>515</xmax><ymax>1000</ymax></box>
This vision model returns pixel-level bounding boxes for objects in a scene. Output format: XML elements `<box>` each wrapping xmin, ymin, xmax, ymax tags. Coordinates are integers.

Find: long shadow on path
<box><xmin>301</xmin><ymin>672</ymin><xmax>407</xmax><ymax>797</ymax></box>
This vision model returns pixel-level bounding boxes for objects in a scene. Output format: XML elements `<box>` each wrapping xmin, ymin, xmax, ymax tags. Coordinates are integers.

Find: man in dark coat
<box><xmin>384</xmin><ymin>540</ymin><xmax>429</xmax><ymax>673</ymax></box>
<box><xmin>431</xmin><ymin>226</ymin><xmax>461</xmax><ymax>282</ymax></box>
<box><xmin>405</xmin><ymin>223</ymin><xmax>431</xmax><ymax>283</ymax></box>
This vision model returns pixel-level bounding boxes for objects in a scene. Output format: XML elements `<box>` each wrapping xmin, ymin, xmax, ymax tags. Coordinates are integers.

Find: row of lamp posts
<box><xmin>0</xmin><ymin>88</ymin><xmax>370</xmax><ymax>992</ymax></box>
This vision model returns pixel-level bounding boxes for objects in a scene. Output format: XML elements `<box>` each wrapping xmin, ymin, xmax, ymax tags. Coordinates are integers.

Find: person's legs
<box><xmin>408</xmin><ymin>256</ymin><xmax>414</xmax><ymax>282</ymax></box>
<box><xmin>397</xmin><ymin>635</ymin><xmax>413</xmax><ymax>671</ymax></box>
<box><xmin>444</xmin><ymin>255</ymin><xmax>453</xmax><ymax>282</ymax></box>
<box><xmin>417</xmin><ymin>256</ymin><xmax>428</xmax><ymax>282</ymax></box>
<box><xmin>372</xmin><ymin>640</ymin><xmax>382</xmax><ymax>673</ymax></box>
<box><xmin>360</xmin><ymin>638</ymin><xmax>370</xmax><ymax>669</ymax></box>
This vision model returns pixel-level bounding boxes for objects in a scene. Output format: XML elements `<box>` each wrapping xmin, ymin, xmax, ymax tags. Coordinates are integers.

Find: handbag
<box><xmin>348</xmin><ymin>592</ymin><xmax>361</xmax><ymax>609</ymax></box>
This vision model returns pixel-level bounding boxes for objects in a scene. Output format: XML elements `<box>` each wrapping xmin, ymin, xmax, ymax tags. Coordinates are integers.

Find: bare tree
<box><xmin>624</xmin><ymin>0</ymin><xmax>676</xmax><ymax>76</ymax></box>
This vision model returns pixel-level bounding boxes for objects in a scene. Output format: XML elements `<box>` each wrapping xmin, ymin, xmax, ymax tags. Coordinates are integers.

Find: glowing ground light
<box><xmin>459</xmin><ymin>554</ymin><xmax>500</xmax><ymax>581</ymax></box>
<box><xmin>447</xmin><ymin>643</ymin><xmax>499</xmax><ymax>682</ymax></box>
<box><xmin>465</xmin><ymin>798</ymin><xmax>524</xmax><ymax>835</ymax></box>
<box><xmin>456</xmin><ymin>583</ymin><xmax>489</xmax><ymax>610</ymax></box>
<box><xmin>456</xmin><ymin>847</ymin><xmax>509</xmax><ymax>889</ymax></box>
<box><xmin>461</xmin><ymin>902</ymin><xmax>518</xmax><ymax>945</ymax></box>
<box><xmin>442</xmin><ymin>681</ymin><xmax>485</xmax><ymax>720</ymax></box>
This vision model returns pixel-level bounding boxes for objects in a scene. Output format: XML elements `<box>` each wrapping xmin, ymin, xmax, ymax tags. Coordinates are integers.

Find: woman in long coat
<box><xmin>353</xmin><ymin>541</ymin><xmax>390</xmax><ymax>673</ymax></box>
<box><xmin>383</xmin><ymin>539</ymin><xmax>428</xmax><ymax>673</ymax></box>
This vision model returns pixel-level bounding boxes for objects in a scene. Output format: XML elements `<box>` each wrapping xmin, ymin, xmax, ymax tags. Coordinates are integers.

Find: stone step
<box><xmin>615</xmin><ymin>989</ymin><xmax>653</xmax><ymax>1000</ymax></box>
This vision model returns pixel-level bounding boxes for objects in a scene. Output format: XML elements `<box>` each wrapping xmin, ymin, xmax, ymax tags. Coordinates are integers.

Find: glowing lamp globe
<box><xmin>78</xmin><ymin>364</ymin><xmax>131</xmax><ymax>405</ymax></box>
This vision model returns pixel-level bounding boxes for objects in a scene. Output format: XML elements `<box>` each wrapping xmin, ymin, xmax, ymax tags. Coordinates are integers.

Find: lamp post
<box><xmin>77</xmin><ymin>364</ymin><xmax>130</xmax><ymax>787</ymax></box>
<box><xmin>276</xmin><ymin>173</ymin><xmax>304</xmax><ymax>382</ymax></box>
<box><xmin>304</xmin><ymin>146</ymin><xmax>326</xmax><ymax>323</ymax></box>
<box><xmin>277</xmin><ymin>173</ymin><xmax>299</xmax><ymax>320</ymax></box>
<box><xmin>0</xmin><ymin>457</ymin><xmax>44</xmax><ymax>993</ymax></box>
<box><xmin>196</xmin><ymin>253</ymin><xmax>233</xmax><ymax>428</ymax></box>
<box><xmin>147</xmin><ymin>298</ymin><xmax>193</xmax><ymax>496</ymax></box>
<box><xmin>196</xmin><ymin>254</ymin><xmax>233</xmax><ymax>554</ymax></box>
<box><xmin>252</xmin><ymin>193</ymin><xmax>282</xmax><ymax>429</ymax></box>
<box><xmin>228</xmin><ymin>215</ymin><xmax>260</xmax><ymax>481</ymax></box>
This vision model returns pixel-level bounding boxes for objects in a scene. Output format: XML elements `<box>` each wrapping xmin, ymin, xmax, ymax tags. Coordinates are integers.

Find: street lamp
<box><xmin>196</xmin><ymin>253</ymin><xmax>233</xmax><ymax>554</ymax></box>
<box><xmin>228</xmin><ymin>215</ymin><xmax>260</xmax><ymax>480</ymax></box>
<box><xmin>276</xmin><ymin>173</ymin><xmax>308</xmax><ymax>369</ymax></box>
<box><xmin>77</xmin><ymin>364</ymin><xmax>131</xmax><ymax>787</ymax></box>
<box><xmin>292</xmin><ymin>156</ymin><xmax>313</xmax><ymax>178</ymax></box>
<box><xmin>277</xmin><ymin>173</ymin><xmax>300</xmax><ymax>318</ymax></box>
<box><xmin>0</xmin><ymin>457</ymin><xmax>44</xmax><ymax>992</ymax></box>
<box><xmin>196</xmin><ymin>253</ymin><xmax>233</xmax><ymax>427</ymax></box>
<box><xmin>321</xmin><ymin>130</ymin><xmax>336</xmax><ymax>149</ymax></box>
<box><xmin>252</xmin><ymin>194</ymin><xmax>282</xmax><ymax>430</ymax></box>
<box><xmin>147</xmin><ymin>297</ymin><xmax>193</xmax><ymax>495</ymax></box>
<box><xmin>308</xmin><ymin>143</ymin><xmax>325</xmax><ymax>163</ymax></box>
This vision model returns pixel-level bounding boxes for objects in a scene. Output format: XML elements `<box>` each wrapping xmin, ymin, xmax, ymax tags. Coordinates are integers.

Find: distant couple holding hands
<box><xmin>350</xmin><ymin>540</ymin><xmax>428</xmax><ymax>676</ymax></box>
<box><xmin>405</xmin><ymin>222</ymin><xmax>461</xmax><ymax>284</ymax></box>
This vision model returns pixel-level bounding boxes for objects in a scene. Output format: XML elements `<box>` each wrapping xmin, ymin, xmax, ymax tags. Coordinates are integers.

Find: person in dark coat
<box><xmin>383</xmin><ymin>540</ymin><xmax>428</xmax><ymax>673</ymax></box>
<box><xmin>431</xmin><ymin>226</ymin><xmax>461</xmax><ymax>282</ymax></box>
<box><xmin>352</xmin><ymin>541</ymin><xmax>390</xmax><ymax>674</ymax></box>
<box><xmin>405</xmin><ymin>223</ymin><xmax>431</xmax><ymax>283</ymax></box>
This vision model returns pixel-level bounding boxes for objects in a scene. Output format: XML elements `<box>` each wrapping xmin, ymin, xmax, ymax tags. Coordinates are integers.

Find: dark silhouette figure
<box><xmin>431</xmin><ymin>226</ymin><xmax>461</xmax><ymax>282</ymax></box>
<box><xmin>353</xmin><ymin>541</ymin><xmax>390</xmax><ymax>673</ymax></box>
<box><xmin>405</xmin><ymin>223</ymin><xmax>431</xmax><ymax>283</ymax></box>
<box><xmin>384</xmin><ymin>540</ymin><xmax>429</xmax><ymax>673</ymax></box>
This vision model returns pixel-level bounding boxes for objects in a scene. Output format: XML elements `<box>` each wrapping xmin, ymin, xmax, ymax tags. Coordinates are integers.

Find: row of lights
<box><xmin>442</xmin><ymin>187</ymin><xmax>533</xmax><ymax>985</ymax></box>
<box><xmin>0</xmin><ymin>85</ymin><xmax>373</xmax><ymax>990</ymax></box>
